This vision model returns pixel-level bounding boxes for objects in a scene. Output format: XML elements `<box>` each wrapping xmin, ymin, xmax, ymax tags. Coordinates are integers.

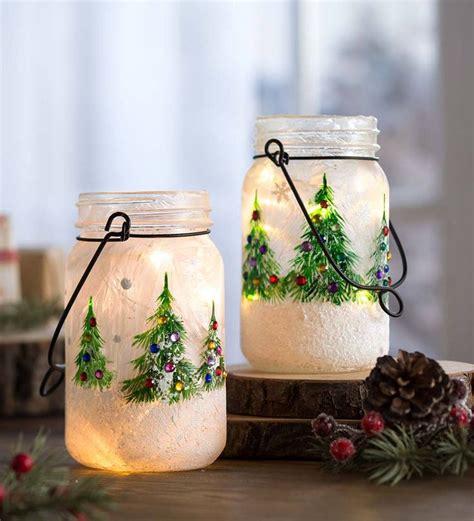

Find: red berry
<box><xmin>383</xmin><ymin>226</ymin><xmax>390</xmax><ymax>237</ymax></box>
<box><xmin>11</xmin><ymin>453</ymin><xmax>34</xmax><ymax>474</ymax></box>
<box><xmin>212</xmin><ymin>321</ymin><xmax>218</xmax><ymax>330</ymax></box>
<box><xmin>252</xmin><ymin>210</ymin><xmax>260</xmax><ymax>221</ymax></box>
<box><xmin>361</xmin><ymin>411</ymin><xmax>385</xmax><ymax>434</ymax></box>
<box><xmin>89</xmin><ymin>317</ymin><xmax>97</xmax><ymax>328</ymax></box>
<box><xmin>296</xmin><ymin>275</ymin><xmax>307</xmax><ymax>287</ymax></box>
<box><xmin>449</xmin><ymin>406</ymin><xmax>469</xmax><ymax>427</ymax></box>
<box><xmin>80</xmin><ymin>372</ymin><xmax>87</xmax><ymax>382</ymax></box>
<box><xmin>320</xmin><ymin>200</ymin><xmax>328</xmax><ymax>209</ymax></box>
<box><xmin>269</xmin><ymin>274</ymin><xmax>279</xmax><ymax>285</ymax></box>
<box><xmin>144</xmin><ymin>378</ymin><xmax>154</xmax><ymax>389</ymax></box>
<box><xmin>215</xmin><ymin>367</ymin><xmax>223</xmax><ymax>377</ymax></box>
<box><xmin>329</xmin><ymin>438</ymin><xmax>355</xmax><ymax>462</ymax></box>
<box><xmin>311</xmin><ymin>414</ymin><xmax>336</xmax><ymax>437</ymax></box>
<box><xmin>0</xmin><ymin>484</ymin><xmax>6</xmax><ymax>505</ymax></box>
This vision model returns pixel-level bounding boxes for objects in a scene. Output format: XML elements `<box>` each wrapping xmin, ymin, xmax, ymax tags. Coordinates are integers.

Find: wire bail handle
<box><xmin>39</xmin><ymin>212</ymin><xmax>131</xmax><ymax>397</ymax></box>
<box><xmin>263</xmin><ymin>138</ymin><xmax>407</xmax><ymax>318</ymax></box>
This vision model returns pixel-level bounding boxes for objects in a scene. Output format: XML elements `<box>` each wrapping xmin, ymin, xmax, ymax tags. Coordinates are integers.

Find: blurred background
<box><xmin>0</xmin><ymin>0</ymin><xmax>472</xmax><ymax>373</ymax></box>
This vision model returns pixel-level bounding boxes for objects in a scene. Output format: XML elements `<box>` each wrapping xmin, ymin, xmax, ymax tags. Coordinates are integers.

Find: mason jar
<box><xmin>65</xmin><ymin>191</ymin><xmax>226</xmax><ymax>472</ymax></box>
<box><xmin>241</xmin><ymin>116</ymin><xmax>390</xmax><ymax>373</ymax></box>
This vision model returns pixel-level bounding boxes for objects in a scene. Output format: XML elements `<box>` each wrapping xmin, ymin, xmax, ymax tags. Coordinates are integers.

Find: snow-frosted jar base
<box><xmin>65</xmin><ymin>389</ymin><xmax>226</xmax><ymax>472</ymax></box>
<box><xmin>241</xmin><ymin>300</ymin><xmax>389</xmax><ymax>374</ymax></box>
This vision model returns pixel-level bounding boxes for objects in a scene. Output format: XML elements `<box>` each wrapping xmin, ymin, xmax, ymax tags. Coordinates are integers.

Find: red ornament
<box><xmin>212</xmin><ymin>321</ymin><xmax>218</xmax><ymax>330</ymax></box>
<box><xmin>361</xmin><ymin>411</ymin><xmax>385</xmax><ymax>434</ymax></box>
<box><xmin>215</xmin><ymin>367</ymin><xmax>223</xmax><ymax>377</ymax></box>
<box><xmin>89</xmin><ymin>317</ymin><xmax>97</xmax><ymax>328</ymax></box>
<box><xmin>449</xmin><ymin>406</ymin><xmax>469</xmax><ymax>427</ymax></box>
<box><xmin>296</xmin><ymin>275</ymin><xmax>307</xmax><ymax>287</ymax></box>
<box><xmin>388</xmin><ymin>277</ymin><xmax>392</xmax><ymax>286</ymax></box>
<box><xmin>269</xmin><ymin>274</ymin><xmax>279</xmax><ymax>285</ymax></box>
<box><xmin>329</xmin><ymin>438</ymin><xmax>355</xmax><ymax>462</ymax></box>
<box><xmin>383</xmin><ymin>226</ymin><xmax>390</xmax><ymax>237</ymax></box>
<box><xmin>320</xmin><ymin>200</ymin><xmax>328</xmax><ymax>209</ymax></box>
<box><xmin>144</xmin><ymin>378</ymin><xmax>155</xmax><ymax>389</ymax></box>
<box><xmin>80</xmin><ymin>372</ymin><xmax>87</xmax><ymax>382</ymax></box>
<box><xmin>0</xmin><ymin>484</ymin><xmax>6</xmax><ymax>506</ymax></box>
<box><xmin>252</xmin><ymin>210</ymin><xmax>260</xmax><ymax>221</ymax></box>
<box><xmin>11</xmin><ymin>453</ymin><xmax>34</xmax><ymax>475</ymax></box>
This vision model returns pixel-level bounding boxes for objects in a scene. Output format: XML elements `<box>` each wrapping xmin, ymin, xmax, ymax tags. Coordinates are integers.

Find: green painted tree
<box><xmin>121</xmin><ymin>273</ymin><xmax>198</xmax><ymax>404</ymax></box>
<box><xmin>196</xmin><ymin>302</ymin><xmax>226</xmax><ymax>391</ymax></box>
<box><xmin>287</xmin><ymin>173</ymin><xmax>360</xmax><ymax>304</ymax></box>
<box><xmin>73</xmin><ymin>297</ymin><xmax>113</xmax><ymax>390</ymax></box>
<box><xmin>366</xmin><ymin>197</ymin><xmax>391</xmax><ymax>302</ymax></box>
<box><xmin>242</xmin><ymin>191</ymin><xmax>284</xmax><ymax>301</ymax></box>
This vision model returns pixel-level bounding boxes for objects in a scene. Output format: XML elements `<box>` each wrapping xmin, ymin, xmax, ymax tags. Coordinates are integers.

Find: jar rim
<box><xmin>77</xmin><ymin>190</ymin><xmax>208</xmax><ymax>205</ymax></box>
<box><xmin>256</xmin><ymin>114</ymin><xmax>378</xmax><ymax>131</ymax></box>
<box><xmin>76</xmin><ymin>191</ymin><xmax>212</xmax><ymax>233</ymax></box>
<box><xmin>255</xmin><ymin>115</ymin><xmax>380</xmax><ymax>157</ymax></box>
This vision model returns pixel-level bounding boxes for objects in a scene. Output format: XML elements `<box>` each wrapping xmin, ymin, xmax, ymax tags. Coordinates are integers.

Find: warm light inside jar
<box><xmin>241</xmin><ymin>116</ymin><xmax>390</xmax><ymax>374</ymax></box>
<box><xmin>65</xmin><ymin>191</ymin><xmax>226</xmax><ymax>472</ymax></box>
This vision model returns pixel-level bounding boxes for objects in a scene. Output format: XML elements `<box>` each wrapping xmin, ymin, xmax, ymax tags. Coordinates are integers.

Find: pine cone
<box><xmin>365</xmin><ymin>350</ymin><xmax>457</xmax><ymax>427</ymax></box>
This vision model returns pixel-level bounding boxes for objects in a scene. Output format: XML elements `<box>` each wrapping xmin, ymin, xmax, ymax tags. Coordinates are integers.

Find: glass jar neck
<box><xmin>76</xmin><ymin>191</ymin><xmax>212</xmax><ymax>236</ymax></box>
<box><xmin>254</xmin><ymin>115</ymin><xmax>380</xmax><ymax>158</ymax></box>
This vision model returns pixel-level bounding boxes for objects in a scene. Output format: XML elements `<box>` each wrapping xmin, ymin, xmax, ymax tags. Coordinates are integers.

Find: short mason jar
<box><xmin>241</xmin><ymin>116</ymin><xmax>390</xmax><ymax>373</ymax></box>
<box><xmin>65</xmin><ymin>191</ymin><xmax>226</xmax><ymax>472</ymax></box>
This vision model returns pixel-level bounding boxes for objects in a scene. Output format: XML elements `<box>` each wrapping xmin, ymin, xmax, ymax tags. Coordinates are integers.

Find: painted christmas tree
<box><xmin>287</xmin><ymin>174</ymin><xmax>360</xmax><ymax>304</ymax></box>
<box><xmin>196</xmin><ymin>302</ymin><xmax>226</xmax><ymax>391</ymax></box>
<box><xmin>366</xmin><ymin>197</ymin><xmax>391</xmax><ymax>302</ymax></box>
<box><xmin>242</xmin><ymin>191</ymin><xmax>284</xmax><ymax>301</ymax></box>
<box><xmin>73</xmin><ymin>297</ymin><xmax>113</xmax><ymax>390</ymax></box>
<box><xmin>121</xmin><ymin>273</ymin><xmax>198</xmax><ymax>404</ymax></box>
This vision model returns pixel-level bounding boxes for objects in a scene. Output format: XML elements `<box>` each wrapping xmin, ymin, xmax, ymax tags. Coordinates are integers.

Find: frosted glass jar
<box><xmin>65</xmin><ymin>191</ymin><xmax>226</xmax><ymax>472</ymax></box>
<box><xmin>241</xmin><ymin>116</ymin><xmax>390</xmax><ymax>373</ymax></box>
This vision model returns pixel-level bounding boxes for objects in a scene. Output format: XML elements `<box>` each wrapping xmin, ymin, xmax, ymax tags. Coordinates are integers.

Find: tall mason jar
<box><xmin>241</xmin><ymin>116</ymin><xmax>390</xmax><ymax>373</ymax></box>
<box><xmin>65</xmin><ymin>191</ymin><xmax>226</xmax><ymax>472</ymax></box>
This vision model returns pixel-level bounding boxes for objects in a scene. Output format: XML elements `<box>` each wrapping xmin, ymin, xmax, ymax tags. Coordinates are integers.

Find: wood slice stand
<box><xmin>223</xmin><ymin>361</ymin><xmax>474</xmax><ymax>460</ymax></box>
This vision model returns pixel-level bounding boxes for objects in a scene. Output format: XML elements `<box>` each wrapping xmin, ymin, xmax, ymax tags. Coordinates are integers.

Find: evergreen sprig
<box><xmin>312</xmin><ymin>419</ymin><xmax>474</xmax><ymax>486</ymax></box>
<box><xmin>287</xmin><ymin>173</ymin><xmax>361</xmax><ymax>304</ymax></box>
<box><xmin>242</xmin><ymin>191</ymin><xmax>284</xmax><ymax>302</ymax></box>
<box><xmin>0</xmin><ymin>431</ymin><xmax>114</xmax><ymax>520</ymax></box>
<box><xmin>73</xmin><ymin>297</ymin><xmax>113</xmax><ymax>390</ymax></box>
<box><xmin>196</xmin><ymin>302</ymin><xmax>226</xmax><ymax>391</ymax></box>
<box><xmin>0</xmin><ymin>299</ymin><xmax>62</xmax><ymax>333</ymax></box>
<box><xmin>121</xmin><ymin>273</ymin><xmax>199</xmax><ymax>405</ymax></box>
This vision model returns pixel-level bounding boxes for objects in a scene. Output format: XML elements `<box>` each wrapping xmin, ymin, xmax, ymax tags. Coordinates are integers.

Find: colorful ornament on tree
<box><xmin>242</xmin><ymin>191</ymin><xmax>284</xmax><ymax>302</ymax></box>
<box><xmin>121</xmin><ymin>273</ymin><xmax>198</xmax><ymax>404</ymax></box>
<box><xmin>73</xmin><ymin>297</ymin><xmax>113</xmax><ymax>390</ymax></box>
<box><xmin>366</xmin><ymin>196</ymin><xmax>390</xmax><ymax>302</ymax></box>
<box><xmin>287</xmin><ymin>174</ymin><xmax>360</xmax><ymax>304</ymax></box>
<box><xmin>196</xmin><ymin>302</ymin><xmax>226</xmax><ymax>391</ymax></box>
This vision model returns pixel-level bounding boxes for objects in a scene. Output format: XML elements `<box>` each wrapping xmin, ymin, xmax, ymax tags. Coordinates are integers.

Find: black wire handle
<box><xmin>39</xmin><ymin>212</ymin><xmax>131</xmax><ymax>397</ymax></box>
<box><xmin>263</xmin><ymin>138</ymin><xmax>408</xmax><ymax>318</ymax></box>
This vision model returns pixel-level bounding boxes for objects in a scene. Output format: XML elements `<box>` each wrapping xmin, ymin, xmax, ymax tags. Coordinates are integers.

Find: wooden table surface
<box><xmin>1</xmin><ymin>417</ymin><xmax>473</xmax><ymax>521</ymax></box>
